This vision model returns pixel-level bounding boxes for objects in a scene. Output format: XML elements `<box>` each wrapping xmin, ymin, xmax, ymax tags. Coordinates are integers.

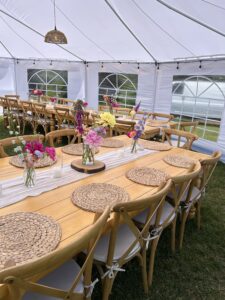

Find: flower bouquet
<box><xmin>103</xmin><ymin>95</ymin><xmax>120</xmax><ymax>114</ymax></box>
<box><xmin>74</xmin><ymin>99</ymin><xmax>88</xmax><ymax>136</ymax></box>
<box><xmin>31</xmin><ymin>89</ymin><xmax>43</xmax><ymax>102</ymax></box>
<box><xmin>13</xmin><ymin>138</ymin><xmax>56</xmax><ymax>187</ymax></box>
<box><xmin>82</xmin><ymin>127</ymin><xmax>106</xmax><ymax>165</ymax></box>
<box><xmin>97</xmin><ymin>112</ymin><xmax>116</xmax><ymax>137</ymax></box>
<box><xmin>127</xmin><ymin>114</ymin><xmax>147</xmax><ymax>153</ymax></box>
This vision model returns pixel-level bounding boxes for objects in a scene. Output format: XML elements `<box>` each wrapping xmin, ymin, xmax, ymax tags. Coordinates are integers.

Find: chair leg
<box><xmin>141</xmin><ymin>250</ymin><xmax>148</xmax><ymax>294</ymax></box>
<box><xmin>179</xmin><ymin>210</ymin><xmax>189</xmax><ymax>250</ymax></box>
<box><xmin>148</xmin><ymin>237</ymin><xmax>160</xmax><ymax>287</ymax></box>
<box><xmin>196</xmin><ymin>200</ymin><xmax>201</xmax><ymax>230</ymax></box>
<box><xmin>102</xmin><ymin>277</ymin><xmax>113</xmax><ymax>300</ymax></box>
<box><xmin>171</xmin><ymin>217</ymin><xmax>177</xmax><ymax>253</ymax></box>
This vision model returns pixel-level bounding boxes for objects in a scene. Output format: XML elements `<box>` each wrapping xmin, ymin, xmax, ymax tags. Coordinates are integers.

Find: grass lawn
<box><xmin>0</xmin><ymin>117</ymin><xmax>225</xmax><ymax>299</ymax></box>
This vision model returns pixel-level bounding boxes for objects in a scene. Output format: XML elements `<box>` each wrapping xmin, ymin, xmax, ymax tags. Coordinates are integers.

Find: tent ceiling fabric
<box><xmin>0</xmin><ymin>0</ymin><xmax>225</xmax><ymax>62</ymax></box>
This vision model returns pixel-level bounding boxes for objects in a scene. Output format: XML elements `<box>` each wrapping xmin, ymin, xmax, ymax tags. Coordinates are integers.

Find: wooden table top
<box><xmin>0</xmin><ymin>135</ymin><xmax>209</xmax><ymax>246</ymax></box>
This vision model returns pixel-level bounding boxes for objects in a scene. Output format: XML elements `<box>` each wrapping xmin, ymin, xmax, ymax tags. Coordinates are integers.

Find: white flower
<box><xmin>15</xmin><ymin>131</ymin><xmax>19</xmax><ymax>135</ymax></box>
<box><xmin>22</xmin><ymin>140</ymin><xmax>26</xmax><ymax>145</ymax></box>
<box><xmin>13</xmin><ymin>119</ymin><xmax>16</xmax><ymax>123</ymax></box>
<box><xmin>9</xmin><ymin>131</ymin><xmax>13</xmax><ymax>135</ymax></box>
<box><xmin>17</xmin><ymin>146</ymin><xmax>22</xmax><ymax>152</ymax></box>
<box><xmin>12</xmin><ymin>140</ymin><xmax>16</xmax><ymax>145</ymax></box>
<box><xmin>7</xmin><ymin>126</ymin><xmax>10</xmax><ymax>129</ymax></box>
<box><xmin>14</xmin><ymin>147</ymin><xmax>18</xmax><ymax>153</ymax></box>
<box><xmin>16</xmin><ymin>125</ymin><xmax>20</xmax><ymax>129</ymax></box>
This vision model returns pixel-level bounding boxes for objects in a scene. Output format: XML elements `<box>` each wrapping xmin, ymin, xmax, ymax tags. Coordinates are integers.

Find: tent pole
<box><xmin>152</xmin><ymin>65</ymin><xmax>158</xmax><ymax>113</ymax></box>
<box><xmin>84</xmin><ymin>63</ymin><xmax>88</xmax><ymax>102</ymax></box>
<box><xmin>13</xmin><ymin>58</ymin><xmax>18</xmax><ymax>95</ymax></box>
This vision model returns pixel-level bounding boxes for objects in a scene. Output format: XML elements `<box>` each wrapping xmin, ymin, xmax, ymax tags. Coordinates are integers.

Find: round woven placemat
<box><xmin>126</xmin><ymin>167</ymin><xmax>170</xmax><ymax>186</ymax></box>
<box><xmin>101</xmin><ymin>138</ymin><xmax>124</xmax><ymax>148</ymax></box>
<box><xmin>62</xmin><ymin>144</ymin><xmax>99</xmax><ymax>156</ymax></box>
<box><xmin>71</xmin><ymin>183</ymin><xmax>130</xmax><ymax>213</ymax></box>
<box><xmin>139</xmin><ymin>140</ymin><xmax>172</xmax><ymax>151</ymax></box>
<box><xmin>9</xmin><ymin>155</ymin><xmax>57</xmax><ymax>168</ymax></box>
<box><xmin>163</xmin><ymin>154</ymin><xmax>197</xmax><ymax>168</ymax></box>
<box><xmin>0</xmin><ymin>212</ymin><xmax>61</xmax><ymax>270</ymax></box>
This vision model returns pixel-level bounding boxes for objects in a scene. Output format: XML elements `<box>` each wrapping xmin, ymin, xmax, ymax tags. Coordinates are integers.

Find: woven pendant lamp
<box><xmin>44</xmin><ymin>0</ymin><xmax>67</xmax><ymax>44</ymax></box>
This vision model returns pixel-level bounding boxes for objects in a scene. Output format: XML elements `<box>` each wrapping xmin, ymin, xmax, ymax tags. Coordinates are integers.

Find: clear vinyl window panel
<box><xmin>98</xmin><ymin>72</ymin><xmax>138</xmax><ymax>108</ymax></box>
<box><xmin>27</xmin><ymin>69</ymin><xmax>68</xmax><ymax>98</ymax></box>
<box><xmin>171</xmin><ymin>75</ymin><xmax>225</xmax><ymax>142</ymax></box>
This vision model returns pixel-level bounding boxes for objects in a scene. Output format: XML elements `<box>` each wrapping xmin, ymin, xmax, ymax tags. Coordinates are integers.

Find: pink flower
<box><xmin>50</xmin><ymin>97</ymin><xmax>57</xmax><ymax>103</ymax></box>
<box><xmin>84</xmin><ymin>130</ymin><xmax>103</xmax><ymax>148</ymax></box>
<box><xmin>32</xmin><ymin>89</ymin><xmax>43</xmax><ymax>96</ymax></box>
<box><xmin>25</xmin><ymin>141</ymin><xmax>45</xmax><ymax>155</ymax></box>
<box><xmin>45</xmin><ymin>147</ymin><xmax>56</xmax><ymax>161</ymax></box>
<box><xmin>83</xmin><ymin>101</ymin><xmax>88</xmax><ymax>107</ymax></box>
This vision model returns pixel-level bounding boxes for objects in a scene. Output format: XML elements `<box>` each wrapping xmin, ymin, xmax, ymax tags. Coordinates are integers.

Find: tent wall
<box><xmin>14</xmin><ymin>60</ymin><xmax>85</xmax><ymax>100</ymax></box>
<box><xmin>86</xmin><ymin>62</ymin><xmax>156</xmax><ymax>110</ymax></box>
<box><xmin>0</xmin><ymin>59</ymin><xmax>15</xmax><ymax>95</ymax></box>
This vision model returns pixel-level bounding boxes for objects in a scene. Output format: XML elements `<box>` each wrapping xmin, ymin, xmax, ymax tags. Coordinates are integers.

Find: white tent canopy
<box><xmin>0</xmin><ymin>0</ymin><xmax>225</xmax><ymax>62</ymax></box>
<box><xmin>0</xmin><ymin>0</ymin><xmax>225</xmax><ymax>161</ymax></box>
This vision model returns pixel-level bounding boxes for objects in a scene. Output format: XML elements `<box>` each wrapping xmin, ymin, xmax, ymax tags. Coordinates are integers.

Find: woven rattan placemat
<box><xmin>163</xmin><ymin>154</ymin><xmax>197</xmax><ymax>168</ymax></box>
<box><xmin>101</xmin><ymin>138</ymin><xmax>124</xmax><ymax>148</ymax></box>
<box><xmin>0</xmin><ymin>212</ymin><xmax>61</xmax><ymax>270</ymax></box>
<box><xmin>126</xmin><ymin>167</ymin><xmax>170</xmax><ymax>186</ymax></box>
<box><xmin>9</xmin><ymin>155</ymin><xmax>57</xmax><ymax>168</ymax></box>
<box><xmin>71</xmin><ymin>183</ymin><xmax>130</xmax><ymax>213</ymax></box>
<box><xmin>62</xmin><ymin>144</ymin><xmax>99</xmax><ymax>156</ymax></box>
<box><xmin>139</xmin><ymin>140</ymin><xmax>172</xmax><ymax>151</ymax></box>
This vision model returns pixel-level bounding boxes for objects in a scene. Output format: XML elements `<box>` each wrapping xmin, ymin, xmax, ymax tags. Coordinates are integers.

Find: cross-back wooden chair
<box><xmin>7</xmin><ymin>98</ymin><xmax>23</xmax><ymax>130</ymax></box>
<box><xmin>151</xmin><ymin>112</ymin><xmax>174</xmax><ymax>122</ymax></box>
<box><xmin>179</xmin><ymin>151</ymin><xmax>221</xmax><ymax>249</ymax></box>
<box><xmin>92</xmin><ymin>180</ymin><xmax>172</xmax><ymax>299</ymax></box>
<box><xmin>173</xmin><ymin>121</ymin><xmax>199</xmax><ymax>134</ymax></box>
<box><xmin>98</xmin><ymin>105</ymin><xmax>109</xmax><ymax>112</ymax></box>
<box><xmin>46</xmin><ymin>129</ymin><xmax>79</xmax><ymax>147</ymax></box>
<box><xmin>162</xmin><ymin>128</ymin><xmax>198</xmax><ymax>150</ymax></box>
<box><xmin>113</xmin><ymin>120</ymin><xmax>135</xmax><ymax>136</ymax></box>
<box><xmin>0</xmin><ymin>134</ymin><xmax>44</xmax><ymax>158</ymax></box>
<box><xmin>54</xmin><ymin>106</ymin><xmax>75</xmax><ymax>130</ymax></box>
<box><xmin>0</xmin><ymin>207</ymin><xmax>110</xmax><ymax>300</ymax></box>
<box><xmin>20</xmin><ymin>101</ymin><xmax>35</xmax><ymax>134</ymax></box>
<box><xmin>134</xmin><ymin>162</ymin><xmax>201</xmax><ymax>286</ymax></box>
<box><xmin>32</xmin><ymin>103</ymin><xmax>51</xmax><ymax>135</ymax></box>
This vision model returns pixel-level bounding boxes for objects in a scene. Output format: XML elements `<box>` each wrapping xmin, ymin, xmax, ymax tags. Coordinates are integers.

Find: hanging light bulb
<box><xmin>44</xmin><ymin>0</ymin><xmax>67</xmax><ymax>44</ymax></box>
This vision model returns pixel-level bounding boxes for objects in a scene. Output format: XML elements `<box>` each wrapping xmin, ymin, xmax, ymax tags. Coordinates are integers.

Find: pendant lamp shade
<box><xmin>45</xmin><ymin>27</ymin><xmax>68</xmax><ymax>44</ymax></box>
<box><xmin>44</xmin><ymin>0</ymin><xmax>68</xmax><ymax>44</ymax></box>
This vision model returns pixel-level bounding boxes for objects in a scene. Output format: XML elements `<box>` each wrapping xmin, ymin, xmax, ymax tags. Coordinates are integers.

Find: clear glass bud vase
<box><xmin>23</xmin><ymin>165</ymin><xmax>36</xmax><ymax>187</ymax></box>
<box><xmin>82</xmin><ymin>144</ymin><xmax>94</xmax><ymax>166</ymax></box>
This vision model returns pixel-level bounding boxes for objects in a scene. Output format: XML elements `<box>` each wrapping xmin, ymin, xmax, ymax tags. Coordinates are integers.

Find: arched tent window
<box><xmin>171</xmin><ymin>75</ymin><xmax>225</xmax><ymax>142</ymax></box>
<box><xmin>28</xmin><ymin>69</ymin><xmax>68</xmax><ymax>98</ymax></box>
<box><xmin>98</xmin><ymin>72</ymin><xmax>138</xmax><ymax>108</ymax></box>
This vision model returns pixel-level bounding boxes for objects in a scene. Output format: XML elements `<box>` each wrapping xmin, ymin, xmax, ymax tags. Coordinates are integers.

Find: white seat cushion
<box><xmin>23</xmin><ymin>260</ymin><xmax>84</xmax><ymax>300</ymax></box>
<box><xmin>167</xmin><ymin>186</ymin><xmax>201</xmax><ymax>204</ymax></box>
<box><xmin>93</xmin><ymin>224</ymin><xmax>141</xmax><ymax>263</ymax></box>
<box><xmin>133</xmin><ymin>201</ymin><xmax>175</xmax><ymax>226</ymax></box>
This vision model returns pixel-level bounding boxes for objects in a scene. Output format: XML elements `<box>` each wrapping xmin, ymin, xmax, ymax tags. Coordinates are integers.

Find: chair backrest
<box><xmin>199</xmin><ymin>151</ymin><xmax>221</xmax><ymax>191</ymax></box>
<box><xmin>162</xmin><ymin>128</ymin><xmax>198</xmax><ymax>150</ymax></box>
<box><xmin>112</xmin><ymin>107</ymin><xmax>131</xmax><ymax>116</ymax></box>
<box><xmin>20</xmin><ymin>100</ymin><xmax>33</xmax><ymax>118</ymax></box>
<box><xmin>113</xmin><ymin>120</ymin><xmax>136</xmax><ymax>135</ymax></box>
<box><xmin>0</xmin><ymin>207</ymin><xmax>110</xmax><ymax>300</ymax></box>
<box><xmin>167</xmin><ymin>162</ymin><xmax>201</xmax><ymax>220</ymax></box>
<box><xmin>46</xmin><ymin>129</ymin><xmax>79</xmax><ymax>147</ymax></box>
<box><xmin>5</xmin><ymin>95</ymin><xmax>20</xmax><ymax>99</ymax></box>
<box><xmin>54</xmin><ymin>106</ymin><xmax>74</xmax><ymax>129</ymax></box>
<box><xmin>7</xmin><ymin>98</ymin><xmax>20</xmax><ymax>113</ymax></box>
<box><xmin>104</xmin><ymin>180</ymin><xmax>172</xmax><ymax>269</ymax></box>
<box><xmin>32</xmin><ymin>103</ymin><xmax>49</xmax><ymax>122</ymax></box>
<box><xmin>173</xmin><ymin>121</ymin><xmax>199</xmax><ymax>134</ymax></box>
<box><xmin>151</xmin><ymin>112</ymin><xmax>174</xmax><ymax>122</ymax></box>
<box><xmin>0</xmin><ymin>135</ymin><xmax>44</xmax><ymax>158</ymax></box>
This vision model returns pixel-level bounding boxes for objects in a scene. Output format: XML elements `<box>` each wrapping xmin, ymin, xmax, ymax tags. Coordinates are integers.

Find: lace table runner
<box><xmin>0</xmin><ymin>147</ymin><xmax>157</xmax><ymax>208</ymax></box>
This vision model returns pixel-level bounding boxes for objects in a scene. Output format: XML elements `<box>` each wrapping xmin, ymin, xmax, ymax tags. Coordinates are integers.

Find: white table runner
<box><xmin>0</xmin><ymin>147</ymin><xmax>156</xmax><ymax>208</ymax></box>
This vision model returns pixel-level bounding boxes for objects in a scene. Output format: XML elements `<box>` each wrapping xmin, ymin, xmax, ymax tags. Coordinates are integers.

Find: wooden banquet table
<box><xmin>0</xmin><ymin>135</ymin><xmax>209</xmax><ymax>298</ymax></box>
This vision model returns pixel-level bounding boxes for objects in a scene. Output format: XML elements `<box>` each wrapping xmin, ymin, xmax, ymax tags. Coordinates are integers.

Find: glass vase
<box><xmin>23</xmin><ymin>165</ymin><xmax>36</xmax><ymax>188</ymax></box>
<box><xmin>82</xmin><ymin>144</ymin><xmax>94</xmax><ymax>166</ymax></box>
<box><xmin>131</xmin><ymin>139</ymin><xmax>138</xmax><ymax>153</ymax></box>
